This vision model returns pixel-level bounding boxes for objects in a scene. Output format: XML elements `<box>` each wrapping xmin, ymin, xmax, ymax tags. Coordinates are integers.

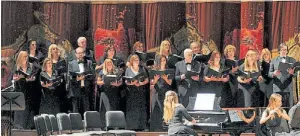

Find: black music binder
<box><xmin>40</xmin><ymin>75</ymin><xmax>63</xmax><ymax>88</ymax></box>
<box><xmin>123</xmin><ymin>72</ymin><xmax>146</xmax><ymax>82</ymax></box>
<box><xmin>103</xmin><ymin>74</ymin><xmax>122</xmax><ymax>85</ymax></box>
<box><xmin>278</xmin><ymin>62</ymin><xmax>293</xmax><ymax>73</ymax></box>
<box><xmin>149</xmin><ymin>69</ymin><xmax>175</xmax><ymax>79</ymax></box>
<box><xmin>185</xmin><ymin>70</ymin><xmax>200</xmax><ymax>79</ymax></box>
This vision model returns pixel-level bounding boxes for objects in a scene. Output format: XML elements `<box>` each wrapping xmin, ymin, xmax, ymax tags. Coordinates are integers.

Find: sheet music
<box><xmin>228</xmin><ymin>110</ymin><xmax>243</xmax><ymax>122</ymax></box>
<box><xmin>194</xmin><ymin>93</ymin><xmax>215</xmax><ymax>110</ymax></box>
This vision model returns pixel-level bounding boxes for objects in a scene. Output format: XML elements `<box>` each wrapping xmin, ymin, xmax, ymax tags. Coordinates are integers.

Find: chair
<box><xmin>48</xmin><ymin>114</ymin><xmax>59</xmax><ymax>134</ymax></box>
<box><xmin>68</xmin><ymin>113</ymin><xmax>84</xmax><ymax>132</ymax></box>
<box><xmin>106</xmin><ymin>111</ymin><xmax>136</xmax><ymax>136</ymax></box>
<box><xmin>84</xmin><ymin>111</ymin><xmax>102</xmax><ymax>131</ymax></box>
<box><xmin>83</xmin><ymin>111</ymin><xmax>114</xmax><ymax>136</ymax></box>
<box><xmin>34</xmin><ymin>115</ymin><xmax>47</xmax><ymax>136</ymax></box>
<box><xmin>56</xmin><ymin>113</ymin><xmax>72</xmax><ymax>134</ymax></box>
<box><xmin>41</xmin><ymin>114</ymin><xmax>52</xmax><ymax>135</ymax></box>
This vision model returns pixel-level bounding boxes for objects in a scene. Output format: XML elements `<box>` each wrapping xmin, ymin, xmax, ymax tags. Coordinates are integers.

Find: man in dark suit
<box><xmin>68</xmin><ymin>47</ymin><xmax>94</xmax><ymax>115</ymax></box>
<box><xmin>269</xmin><ymin>43</ymin><xmax>296</xmax><ymax>107</ymax></box>
<box><xmin>68</xmin><ymin>37</ymin><xmax>95</xmax><ymax>63</ymax></box>
<box><xmin>175</xmin><ymin>49</ymin><xmax>201</xmax><ymax>107</ymax></box>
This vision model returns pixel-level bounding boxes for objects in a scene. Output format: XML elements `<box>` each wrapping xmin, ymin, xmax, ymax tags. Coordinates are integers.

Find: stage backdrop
<box><xmin>240</xmin><ymin>2</ymin><xmax>264</xmax><ymax>59</ymax></box>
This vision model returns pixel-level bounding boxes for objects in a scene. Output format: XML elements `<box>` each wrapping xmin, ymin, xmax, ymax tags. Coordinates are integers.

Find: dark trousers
<box><xmin>71</xmin><ymin>87</ymin><xmax>91</xmax><ymax>116</ymax></box>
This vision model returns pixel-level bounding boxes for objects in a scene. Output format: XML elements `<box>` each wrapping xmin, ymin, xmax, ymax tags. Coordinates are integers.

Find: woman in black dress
<box><xmin>203</xmin><ymin>51</ymin><xmax>230</xmax><ymax>108</ymax></box>
<box><xmin>163</xmin><ymin>91</ymin><xmax>197</xmax><ymax>136</ymax></box>
<box><xmin>149</xmin><ymin>55</ymin><xmax>172</xmax><ymax>131</ymax></box>
<box><xmin>96</xmin><ymin>59</ymin><xmax>122</xmax><ymax>128</ymax></box>
<box><xmin>39</xmin><ymin>58</ymin><xmax>61</xmax><ymax>115</ymax></box>
<box><xmin>48</xmin><ymin>44</ymin><xmax>69</xmax><ymax>112</ymax></box>
<box><xmin>13</xmin><ymin>51</ymin><xmax>40</xmax><ymax>129</ymax></box>
<box><xmin>124</xmin><ymin>54</ymin><xmax>149</xmax><ymax>130</ymax></box>
<box><xmin>259</xmin><ymin>48</ymin><xmax>273</xmax><ymax>106</ymax></box>
<box><xmin>237</xmin><ymin>50</ymin><xmax>264</xmax><ymax>107</ymax></box>
<box><xmin>223</xmin><ymin>45</ymin><xmax>239</xmax><ymax>107</ymax></box>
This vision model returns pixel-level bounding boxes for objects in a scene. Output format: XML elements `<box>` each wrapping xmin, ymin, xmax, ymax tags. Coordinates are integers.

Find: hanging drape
<box><xmin>43</xmin><ymin>2</ymin><xmax>72</xmax><ymax>41</ymax></box>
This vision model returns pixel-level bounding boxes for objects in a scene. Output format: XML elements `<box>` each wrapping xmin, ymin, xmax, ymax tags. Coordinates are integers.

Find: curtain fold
<box><xmin>91</xmin><ymin>4</ymin><xmax>118</xmax><ymax>32</ymax></box>
<box><xmin>186</xmin><ymin>2</ymin><xmax>223</xmax><ymax>49</ymax></box>
<box><xmin>141</xmin><ymin>3</ymin><xmax>161</xmax><ymax>50</ymax></box>
<box><xmin>44</xmin><ymin>3</ymin><xmax>71</xmax><ymax>41</ymax></box>
<box><xmin>271</xmin><ymin>1</ymin><xmax>300</xmax><ymax>49</ymax></box>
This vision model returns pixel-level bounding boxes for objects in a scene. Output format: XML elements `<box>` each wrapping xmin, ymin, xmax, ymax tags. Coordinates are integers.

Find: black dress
<box><xmin>202</xmin><ymin>64</ymin><xmax>229</xmax><ymax>108</ymax></box>
<box><xmin>149</xmin><ymin>76</ymin><xmax>172</xmax><ymax>131</ymax></box>
<box><xmin>98</xmin><ymin>70</ymin><xmax>122</xmax><ymax>128</ymax></box>
<box><xmin>223</xmin><ymin>59</ymin><xmax>239</xmax><ymax>107</ymax></box>
<box><xmin>13</xmin><ymin>63</ymin><xmax>41</xmax><ymax>129</ymax></box>
<box><xmin>39</xmin><ymin>71</ymin><xmax>61</xmax><ymax>115</ymax></box>
<box><xmin>52</xmin><ymin>58</ymin><xmax>69</xmax><ymax>112</ymax></box>
<box><xmin>237</xmin><ymin>64</ymin><xmax>265</xmax><ymax>107</ymax></box>
<box><xmin>168</xmin><ymin>104</ymin><xmax>198</xmax><ymax>136</ymax></box>
<box><xmin>124</xmin><ymin>67</ymin><xmax>148</xmax><ymax>130</ymax></box>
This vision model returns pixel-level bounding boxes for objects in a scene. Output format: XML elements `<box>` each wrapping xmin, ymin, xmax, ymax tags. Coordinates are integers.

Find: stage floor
<box><xmin>8</xmin><ymin>129</ymin><xmax>255</xmax><ymax>136</ymax></box>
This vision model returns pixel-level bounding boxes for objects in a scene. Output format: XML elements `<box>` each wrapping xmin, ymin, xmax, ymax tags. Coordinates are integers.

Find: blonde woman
<box><xmin>155</xmin><ymin>40</ymin><xmax>172</xmax><ymax>66</ymax></box>
<box><xmin>39</xmin><ymin>58</ymin><xmax>61</xmax><ymax>115</ymax></box>
<box><xmin>260</xmin><ymin>93</ymin><xmax>290</xmax><ymax>135</ymax></box>
<box><xmin>124</xmin><ymin>54</ymin><xmax>149</xmax><ymax>130</ymax></box>
<box><xmin>96</xmin><ymin>59</ymin><xmax>122</xmax><ymax>128</ymax></box>
<box><xmin>163</xmin><ymin>91</ymin><xmax>197</xmax><ymax>136</ymax></box>
<box><xmin>237</xmin><ymin>50</ymin><xmax>263</xmax><ymax>107</ymax></box>
<box><xmin>48</xmin><ymin>44</ymin><xmax>68</xmax><ymax>112</ymax></box>
<box><xmin>259</xmin><ymin>48</ymin><xmax>273</xmax><ymax>102</ymax></box>
<box><xmin>13</xmin><ymin>51</ymin><xmax>41</xmax><ymax>129</ymax></box>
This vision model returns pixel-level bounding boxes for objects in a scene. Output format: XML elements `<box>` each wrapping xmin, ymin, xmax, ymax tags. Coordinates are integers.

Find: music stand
<box><xmin>1</xmin><ymin>92</ymin><xmax>25</xmax><ymax>136</ymax></box>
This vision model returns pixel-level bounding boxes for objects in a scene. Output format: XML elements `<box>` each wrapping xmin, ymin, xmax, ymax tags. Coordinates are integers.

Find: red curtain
<box><xmin>141</xmin><ymin>3</ymin><xmax>162</xmax><ymax>50</ymax></box>
<box><xmin>271</xmin><ymin>1</ymin><xmax>300</xmax><ymax>49</ymax></box>
<box><xmin>43</xmin><ymin>3</ymin><xmax>72</xmax><ymax>41</ymax></box>
<box><xmin>91</xmin><ymin>4</ymin><xmax>118</xmax><ymax>32</ymax></box>
<box><xmin>186</xmin><ymin>2</ymin><xmax>223</xmax><ymax>48</ymax></box>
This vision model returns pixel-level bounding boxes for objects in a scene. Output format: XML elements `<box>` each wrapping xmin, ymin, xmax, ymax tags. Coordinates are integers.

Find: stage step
<box><xmin>10</xmin><ymin>129</ymin><xmax>255</xmax><ymax>136</ymax></box>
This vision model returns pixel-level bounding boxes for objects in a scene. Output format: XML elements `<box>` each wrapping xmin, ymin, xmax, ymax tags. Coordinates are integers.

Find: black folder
<box><xmin>206</xmin><ymin>68</ymin><xmax>222</xmax><ymax>78</ymax></box>
<box><xmin>168</xmin><ymin>54</ymin><xmax>184</xmax><ymax>69</ymax></box>
<box><xmin>103</xmin><ymin>74</ymin><xmax>122</xmax><ymax>85</ymax></box>
<box><xmin>69</xmin><ymin>71</ymin><xmax>93</xmax><ymax>77</ymax></box>
<box><xmin>185</xmin><ymin>70</ymin><xmax>200</xmax><ymax>79</ymax></box>
<box><xmin>238</xmin><ymin>70</ymin><xmax>260</xmax><ymax>79</ymax></box>
<box><xmin>40</xmin><ymin>75</ymin><xmax>63</xmax><ymax>88</ymax></box>
<box><xmin>193</xmin><ymin>52</ymin><xmax>212</xmax><ymax>64</ymax></box>
<box><xmin>17</xmin><ymin>70</ymin><xmax>38</xmax><ymax>78</ymax></box>
<box><xmin>149</xmin><ymin>69</ymin><xmax>175</xmax><ymax>79</ymax></box>
<box><xmin>123</xmin><ymin>72</ymin><xmax>146</xmax><ymax>82</ymax></box>
<box><xmin>278</xmin><ymin>62</ymin><xmax>293</xmax><ymax>73</ymax></box>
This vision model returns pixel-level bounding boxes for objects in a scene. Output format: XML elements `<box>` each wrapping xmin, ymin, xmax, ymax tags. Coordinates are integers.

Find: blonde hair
<box><xmin>129</xmin><ymin>54</ymin><xmax>139</xmax><ymax>67</ymax></box>
<box><xmin>48</xmin><ymin>44</ymin><xmax>65</xmax><ymax>59</ymax></box>
<box><xmin>133</xmin><ymin>41</ymin><xmax>143</xmax><ymax>52</ymax></box>
<box><xmin>159</xmin><ymin>40</ymin><xmax>172</xmax><ymax>56</ymax></box>
<box><xmin>102</xmin><ymin>59</ymin><xmax>116</xmax><ymax>75</ymax></box>
<box><xmin>244</xmin><ymin>50</ymin><xmax>259</xmax><ymax>72</ymax></box>
<box><xmin>77</xmin><ymin>37</ymin><xmax>87</xmax><ymax>44</ymax></box>
<box><xmin>224</xmin><ymin>45</ymin><xmax>236</xmax><ymax>57</ymax></box>
<box><xmin>163</xmin><ymin>91</ymin><xmax>179</xmax><ymax>123</ymax></box>
<box><xmin>260</xmin><ymin>48</ymin><xmax>271</xmax><ymax>62</ymax></box>
<box><xmin>42</xmin><ymin>58</ymin><xmax>52</xmax><ymax>71</ymax></box>
<box><xmin>16</xmin><ymin>51</ymin><xmax>28</xmax><ymax>70</ymax></box>
<box><xmin>267</xmin><ymin>93</ymin><xmax>282</xmax><ymax>111</ymax></box>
